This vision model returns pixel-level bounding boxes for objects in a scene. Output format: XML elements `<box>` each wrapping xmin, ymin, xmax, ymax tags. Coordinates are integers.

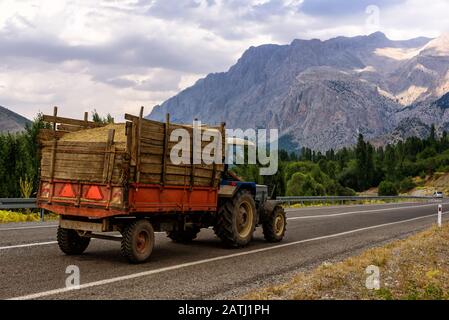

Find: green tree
<box><xmin>286</xmin><ymin>173</ymin><xmax>325</xmax><ymax>196</ymax></box>
<box><xmin>92</xmin><ymin>109</ymin><xmax>114</xmax><ymax>124</ymax></box>
<box><xmin>355</xmin><ymin>134</ymin><xmax>368</xmax><ymax>191</ymax></box>
<box><xmin>378</xmin><ymin>181</ymin><xmax>398</xmax><ymax>196</ymax></box>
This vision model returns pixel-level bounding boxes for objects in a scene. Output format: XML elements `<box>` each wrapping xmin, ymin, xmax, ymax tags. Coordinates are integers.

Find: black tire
<box><xmin>167</xmin><ymin>227</ymin><xmax>200</xmax><ymax>243</ymax></box>
<box><xmin>214</xmin><ymin>190</ymin><xmax>256</xmax><ymax>247</ymax></box>
<box><xmin>121</xmin><ymin>220</ymin><xmax>155</xmax><ymax>264</ymax></box>
<box><xmin>57</xmin><ymin>227</ymin><xmax>91</xmax><ymax>255</ymax></box>
<box><xmin>263</xmin><ymin>206</ymin><xmax>286</xmax><ymax>242</ymax></box>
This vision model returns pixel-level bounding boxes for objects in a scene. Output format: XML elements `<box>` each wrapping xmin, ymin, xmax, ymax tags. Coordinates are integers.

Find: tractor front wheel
<box><xmin>262</xmin><ymin>206</ymin><xmax>286</xmax><ymax>242</ymax></box>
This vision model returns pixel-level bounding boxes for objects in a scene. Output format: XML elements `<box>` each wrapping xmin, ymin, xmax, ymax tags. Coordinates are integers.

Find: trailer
<box><xmin>37</xmin><ymin>107</ymin><xmax>286</xmax><ymax>263</ymax></box>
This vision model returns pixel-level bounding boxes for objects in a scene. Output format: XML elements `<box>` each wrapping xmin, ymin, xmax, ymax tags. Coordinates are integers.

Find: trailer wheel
<box><xmin>121</xmin><ymin>220</ymin><xmax>155</xmax><ymax>263</ymax></box>
<box><xmin>167</xmin><ymin>227</ymin><xmax>200</xmax><ymax>243</ymax></box>
<box><xmin>57</xmin><ymin>227</ymin><xmax>91</xmax><ymax>255</ymax></box>
<box><xmin>263</xmin><ymin>206</ymin><xmax>286</xmax><ymax>242</ymax></box>
<box><xmin>214</xmin><ymin>190</ymin><xmax>256</xmax><ymax>247</ymax></box>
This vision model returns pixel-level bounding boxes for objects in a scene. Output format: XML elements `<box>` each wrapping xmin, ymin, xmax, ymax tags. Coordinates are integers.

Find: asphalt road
<box><xmin>0</xmin><ymin>200</ymin><xmax>448</xmax><ymax>300</ymax></box>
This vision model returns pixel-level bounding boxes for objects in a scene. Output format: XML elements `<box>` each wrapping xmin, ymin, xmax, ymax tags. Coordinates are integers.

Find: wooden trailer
<box><xmin>38</xmin><ymin>107</ymin><xmax>225</xmax><ymax>217</ymax></box>
<box><xmin>36</xmin><ymin>107</ymin><xmax>286</xmax><ymax>263</ymax></box>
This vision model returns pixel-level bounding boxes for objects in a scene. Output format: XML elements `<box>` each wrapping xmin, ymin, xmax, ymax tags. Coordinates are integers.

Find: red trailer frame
<box><xmin>37</xmin><ymin>179</ymin><xmax>219</xmax><ymax>219</ymax></box>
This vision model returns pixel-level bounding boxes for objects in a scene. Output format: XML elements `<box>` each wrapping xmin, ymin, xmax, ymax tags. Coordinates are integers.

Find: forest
<box><xmin>233</xmin><ymin>125</ymin><xmax>449</xmax><ymax>197</ymax></box>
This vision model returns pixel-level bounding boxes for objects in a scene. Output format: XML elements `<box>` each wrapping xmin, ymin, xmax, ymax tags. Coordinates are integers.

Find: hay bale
<box><xmin>59</xmin><ymin>123</ymin><xmax>127</xmax><ymax>144</ymax></box>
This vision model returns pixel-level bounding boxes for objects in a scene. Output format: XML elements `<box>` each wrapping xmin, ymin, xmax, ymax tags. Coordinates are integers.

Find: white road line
<box><xmin>8</xmin><ymin>211</ymin><xmax>447</xmax><ymax>300</ymax></box>
<box><xmin>287</xmin><ymin>203</ymin><xmax>439</xmax><ymax>220</ymax></box>
<box><xmin>285</xmin><ymin>201</ymin><xmax>419</xmax><ymax>212</ymax></box>
<box><xmin>0</xmin><ymin>225</ymin><xmax>58</xmax><ymax>231</ymax></box>
<box><xmin>0</xmin><ymin>241</ymin><xmax>57</xmax><ymax>251</ymax></box>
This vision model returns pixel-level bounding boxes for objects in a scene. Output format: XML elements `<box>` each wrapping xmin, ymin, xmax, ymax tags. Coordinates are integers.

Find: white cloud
<box><xmin>0</xmin><ymin>0</ymin><xmax>448</xmax><ymax>121</ymax></box>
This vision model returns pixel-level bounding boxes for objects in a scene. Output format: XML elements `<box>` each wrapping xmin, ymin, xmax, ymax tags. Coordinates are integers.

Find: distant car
<box><xmin>433</xmin><ymin>191</ymin><xmax>444</xmax><ymax>198</ymax></box>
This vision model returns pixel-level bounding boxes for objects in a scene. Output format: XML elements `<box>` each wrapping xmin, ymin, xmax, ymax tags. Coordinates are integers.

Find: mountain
<box><xmin>148</xmin><ymin>32</ymin><xmax>449</xmax><ymax>151</ymax></box>
<box><xmin>0</xmin><ymin>106</ymin><xmax>32</xmax><ymax>133</ymax></box>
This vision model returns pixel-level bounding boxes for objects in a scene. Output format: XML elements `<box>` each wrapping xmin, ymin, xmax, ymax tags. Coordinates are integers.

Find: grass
<box><xmin>0</xmin><ymin>210</ymin><xmax>57</xmax><ymax>223</ymax></box>
<box><xmin>245</xmin><ymin>224</ymin><xmax>449</xmax><ymax>300</ymax></box>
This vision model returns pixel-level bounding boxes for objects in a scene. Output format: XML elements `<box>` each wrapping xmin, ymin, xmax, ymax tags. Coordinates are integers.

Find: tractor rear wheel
<box><xmin>57</xmin><ymin>227</ymin><xmax>91</xmax><ymax>255</ymax></box>
<box><xmin>263</xmin><ymin>206</ymin><xmax>286</xmax><ymax>242</ymax></box>
<box><xmin>121</xmin><ymin>220</ymin><xmax>155</xmax><ymax>263</ymax></box>
<box><xmin>214</xmin><ymin>190</ymin><xmax>256</xmax><ymax>247</ymax></box>
<box><xmin>167</xmin><ymin>226</ymin><xmax>200</xmax><ymax>243</ymax></box>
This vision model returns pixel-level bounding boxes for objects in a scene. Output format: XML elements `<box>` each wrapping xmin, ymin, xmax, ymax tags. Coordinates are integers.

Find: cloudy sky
<box><xmin>0</xmin><ymin>0</ymin><xmax>448</xmax><ymax>121</ymax></box>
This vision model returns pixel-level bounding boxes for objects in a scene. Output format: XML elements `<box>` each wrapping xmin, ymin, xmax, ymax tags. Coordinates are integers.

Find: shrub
<box><xmin>336</xmin><ymin>185</ymin><xmax>357</xmax><ymax>196</ymax></box>
<box><xmin>286</xmin><ymin>173</ymin><xmax>325</xmax><ymax>196</ymax></box>
<box><xmin>398</xmin><ymin>177</ymin><xmax>416</xmax><ymax>193</ymax></box>
<box><xmin>378</xmin><ymin>181</ymin><xmax>399</xmax><ymax>196</ymax></box>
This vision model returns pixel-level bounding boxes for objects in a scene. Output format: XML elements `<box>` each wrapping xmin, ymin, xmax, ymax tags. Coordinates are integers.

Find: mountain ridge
<box><xmin>148</xmin><ymin>32</ymin><xmax>449</xmax><ymax>151</ymax></box>
<box><xmin>0</xmin><ymin>106</ymin><xmax>32</xmax><ymax>133</ymax></box>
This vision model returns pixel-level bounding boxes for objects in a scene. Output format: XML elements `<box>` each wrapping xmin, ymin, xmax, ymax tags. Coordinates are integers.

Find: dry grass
<box><xmin>59</xmin><ymin>123</ymin><xmax>127</xmax><ymax>143</ymax></box>
<box><xmin>245</xmin><ymin>224</ymin><xmax>449</xmax><ymax>300</ymax></box>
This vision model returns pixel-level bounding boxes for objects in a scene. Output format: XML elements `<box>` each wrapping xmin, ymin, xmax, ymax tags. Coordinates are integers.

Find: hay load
<box><xmin>40</xmin><ymin>123</ymin><xmax>128</xmax><ymax>184</ymax></box>
<box><xmin>59</xmin><ymin>123</ymin><xmax>127</xmax><ymax>145</ymax></box>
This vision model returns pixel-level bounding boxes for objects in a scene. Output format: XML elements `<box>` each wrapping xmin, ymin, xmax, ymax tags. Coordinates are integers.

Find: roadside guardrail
<box><xmin>0</xmin><ymin>198</ymin><xmax>37</xmax><ymax>209</ymax></box>
<box><xmin>276</xmin><ymin>196</ymin><xmax>436</xmax><ymax>205</ymax></box>
<box><xmin>0</xmin><ymin>198</ymin><xmax>46</xmax><ymax>221</ymax></box>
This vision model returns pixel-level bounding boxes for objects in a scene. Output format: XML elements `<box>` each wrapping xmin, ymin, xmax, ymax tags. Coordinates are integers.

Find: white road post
<box><xmin>438</xmin><ymin>204</ymin><xmax>443</xmax><ymax>227</ymax></box>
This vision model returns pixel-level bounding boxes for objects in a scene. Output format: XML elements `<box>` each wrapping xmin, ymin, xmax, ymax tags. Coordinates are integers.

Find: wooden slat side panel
<box><xmin>38</xmin><ymin>129</ymin><xmax>67</xmax><ymax>142</ymax></box>
<box><xmin>42</xmin><ymin>115</ymin><xmax>104</xmax><ymax>128</ymax></box>
<box><xmin>40</xmin><ymin>143</ymin><xmax>125</xmax><ymax>184</ymax></box>
<box><xmin>134</xmin><ymin>119</ymin><xmax>225</xmax><ymax>187</ymax></box>
<box><xmin>41</xmin><ymin>151</ymin><xmax>124</xmax><ymax>162</ymax></box>
<box><xmin>57</xmin><ymin>124</ymin><xmax>84</xmax><ymax>132</ymax></box>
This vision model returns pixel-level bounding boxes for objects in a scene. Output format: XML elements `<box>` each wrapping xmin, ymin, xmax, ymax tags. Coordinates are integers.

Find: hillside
<box><xmin>0</xmin><ymin>106</ymin><xmax>31</xmax><ymax>133</ymax></box>
<box><xmin>148</xmin><ymin>32</ymin><xmax>449</xmax><ymax>151</ymax></box>
<box><xmin>409</xmin><ymin>173</ymin><xmax>449</xmax><ymax>196</ymax></box>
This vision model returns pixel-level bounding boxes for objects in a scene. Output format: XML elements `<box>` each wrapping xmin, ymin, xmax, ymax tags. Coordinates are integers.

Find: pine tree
<box><xmin>355</xmin><ymin>134</ymin><xmax>368</xmax><ymax>191</ymax></box>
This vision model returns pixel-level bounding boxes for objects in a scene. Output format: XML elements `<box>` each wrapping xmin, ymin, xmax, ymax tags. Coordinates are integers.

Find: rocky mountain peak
<box><xmin>148</xmin><ymin>33</ymin><xmax>449</xmax><ymax>151</ymax></box>
<box><xmin>420</xmin><ymin>33</ymin><xmax>449</xmax><ymax>56</ymax></box>
<box><xmin>0</xmin><ymin>106</ymin><xmax>31</xmax><ymax>133</ymax></box>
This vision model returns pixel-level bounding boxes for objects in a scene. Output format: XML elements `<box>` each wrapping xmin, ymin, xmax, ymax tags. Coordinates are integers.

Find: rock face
<box><xmin>0</xmin><ymin>106</ymin><xmax>31</xmax><ymax>133</ymax></box>
<box><xmin>148</xmin><ymin>32</ymin><xmax>449</xmax><ymax>151</ymax></box>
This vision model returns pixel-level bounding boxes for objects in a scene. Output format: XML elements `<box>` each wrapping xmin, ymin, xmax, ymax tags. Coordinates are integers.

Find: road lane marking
<box><xmin>0</xmin><ymin>204</ymin><xmax>441</xmax><ymax>250</ymax></box>
<box><xmin>0</xmin><ymin>241</ymin><xmax>57</xmax><ymax>250</ymax></box>
<box><xmin>0</xmin><ymin>225</ymin><xmax>58</xmax><ymax>231</ymax></box>
<box><xmin>0</xmin><ymin>232</ymin><xmax>169</xmax><ymax>251</ymax></box>
<box><xmin>287</xmin><ymin>203</ymin><xmax>439</xmax><ymax>220</ymax></box>
<box><xmin>285</xmin><ymin>201</ymin><xmax>420</xmax><ymax>212</ymax></box>
<box><xmin>8</xmin><ymin>211</ymin><xmax>447</xmax><ymax>300</ymax></box>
